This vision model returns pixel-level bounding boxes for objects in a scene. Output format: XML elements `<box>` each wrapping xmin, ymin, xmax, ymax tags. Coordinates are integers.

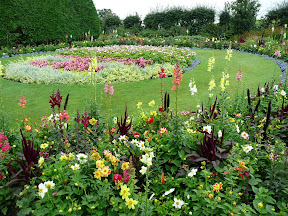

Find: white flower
<box><xmin>235</xmin><ymin>124</ymin><xmax>240</xmax><ymax>133</ymax></box>
<box><xmin>149</xmin><ymin>193</ymin><xmax>155</xmax><ymax>200</ymax></box>
<box><xmin>140</xmin><ymin>166</ymin><xmax>147</xmax><ymax>175</ymax></box>
<box><xmin>164</xmin><ymin>188</ymin><xmax>175</xmax><ymax>196</ymax></box>
<box><xmin>184</xmin><ymin>121</ymin><xmax>190</xmax><ymax>128</ymax></box>
<box><xmin>71</xmin><ymin>163</ymin><xmax>80</xmax><ymax>170</ymax></box>
<box><xmin>280</xmin><ymin>90</ymin><xmax>286</xmax><ymax>96</ymax></box>
<box><xmin>187</xmin><ymin>195</ymin><xmax>190</xmax><ymax>199</ymax></box>
<box><xmin>260</xmin><ymin>88</ymin><xmax>265</xmax><ymax>93</ymax></box>
<box><xmin>218</xmin><ymin>130</ymin><xmax>222</xmax><ymax>138</ymax></box>
<box><xmin>242</xmin><ymin>144</ymin><xmax>253</xmax><ymax>153</ymax></box>
<box><xmin>131</xmin><ymin>139</ymin><xmax>138</xmax><ymax>145</ymax></box>
<box><xmin>113</xmin><ymin>117</ymin><xmax>117</xmax><ymax>124</ymax></box>
<box><xmin>273</xmin><ymin>85</ymin><xmax>278</xmax><ymax>91</ymax></box>
<box><xmin>76</xmin><ymin>153</ymin><xmax>88</xmax><ymax>163</ymax></box>
<box><xmin>188</xmin><ymin>168</ymin><xmax>197</xmax><ymax>177</ymax></box>
<box><xmin>149</xmin><ymin>151</ymin><xmax>154</xmax><ymax>158</ymax></box>
<box><xmin>137</xmin><ymin>141</ymin><xmax>146</xmax><ymax>151</ymax></box>
<box><xmin>38</xmin><ymin>183</ymin><xmax>48</xmax><ymax>199</ymax></box>
<box><xmin>146</xmin><ymin>157</ymin><xmax>153</xmax><ymax>166</ymax></box>
<box><xmin>44</xmin><ymin>180</ymin><xmax>55</xmax><ymax>190</ymax></box>
<box><xmin>172</xmin><ymin>198</ymin><xmax>186</xmax><ymax>209</ymax></box>
<box><xmin>241</xmin><ymin>131</ymin><xmax>249</xmax><ymax>140</ymax></box>
<box><xmin>118</xmin><ymin>135</ymin><xmax>126</xmax><ymax>142</ymax></box>
<box><xmin>203</xmin><ymin>125</ymin><xmax>212</xmax><ymax>134</ymax></box>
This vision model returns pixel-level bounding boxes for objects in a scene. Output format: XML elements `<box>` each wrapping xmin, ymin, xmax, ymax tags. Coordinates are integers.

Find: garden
<box><xmin>1</xmin><ymin>0</ymin><xmax>288</xmax><ymax>216</ymax></box>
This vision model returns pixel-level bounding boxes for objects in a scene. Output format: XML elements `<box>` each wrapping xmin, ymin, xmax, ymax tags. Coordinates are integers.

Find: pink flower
<box><xmin>274</xmin><ymin>50</ymin><xmax>281</xmax><ymax>57</ymax></box>
<box><xmin>236</xmin><ymin>70</ymin><xmax>243</xmax><ymax>80</ymax></box>
<box><xmin>104</xmin><ymin>83</ymin><xmax>114</xmax><ymax>95</ymax></box>
<box><xmin>102</xmin><ymin>150</ymin><xmax>111</xmax><ymax>156</ymax></box>
<box><xmin>158</xmin><ymin>67</ymin><xmax>166</xmax><ymax>78</ymax></box>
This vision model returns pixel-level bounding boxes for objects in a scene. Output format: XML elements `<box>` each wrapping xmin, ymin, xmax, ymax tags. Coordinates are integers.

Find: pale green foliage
<box><xmin>4</xmin><ymin>63</ymin><xmax>88</xmax><ymax>85</ymax></box>
<box><xmin>95</xmin><ymin>62</ymin><xmax>175</xmax><ymax>83</ymax></box>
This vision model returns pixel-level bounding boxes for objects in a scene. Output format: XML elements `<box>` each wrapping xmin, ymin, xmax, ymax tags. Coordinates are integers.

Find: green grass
<box><xmin>0</xmin><ymin>49</ymin><xmax>281</xmax><ymax>128</ymax></box>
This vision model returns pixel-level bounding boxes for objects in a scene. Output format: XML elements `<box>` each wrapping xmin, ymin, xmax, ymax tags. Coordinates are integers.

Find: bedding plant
<box><xmin>0</xmin><ymin>46</ymin><xmax>288</xmax><ymax>216</ymax></box>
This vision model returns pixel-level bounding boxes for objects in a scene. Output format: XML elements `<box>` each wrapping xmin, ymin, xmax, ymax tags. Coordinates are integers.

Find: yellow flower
<box><xmin>187</xmin><ymin>129</ymin><xmax>196</xmax><ymax>134</ymax></box>
<box><xmin>96</xmin><ymin>160</ymin><xmax>105</xmax><ymax>169</ymax></box>
<box><xmin>93</xmin><ymin>169</ymin><xmax>101</xmax><ymax>180</ymax></box>
<box><xmin>68</xmin><ymin>153</ymin><xmax>75</xmax><ymax>161</ymax></box>
<box><xmin>40</xmin><ymin>143</ymin><xmax>49</xmax><ymax>149</ymax></box>
<box><xmin>59</xmin><ymin>154</ymin><xmax>68</xmax><ymax>161</ymax></box>
<box><xmin>137</xmin><ymin>102</ymin><xmax>142</xmax><ymax>109</ymax></box>
<box><xmin>100</xmin><ymin>166</ymin><xmax>111</xmax><ymax>177</ymax></box>
<box><xmin>148</xmin><ymin>100</ymin><xmax>155</xmax><ymax>107</ymax></box>
<box><xmin>89</xmin><ymin>118</ymin><xmax>98</xmax><ymax>125</ymax></box>
<box><xmin>125</xmin><ymin>198</ymin><xmax>139</xmax><ymax>209</ymax></box>
<box><xmin>38</xmin><ymin>157</ymin><xmax>44</xmax><ymax>166</ymax></box>
<box><xmin>150</xmin><ymin>111</ymin><xmax>157</xmax><ymax>116</ymax></box>
<box><xmin>258</xmin><ymin>203</ymin><xmax>263</xmax><ymax>208</ymax></box>
<box><xmin>208</xmin><ymin>79</ymin><xmax>216</xmax><ymax>91</ymax></box>
<box><xmin>121</xmin><ymin>162</ymin><xmax>129</xmax><ymax>170</ymax></box>
<box><xmin>120</xmin><ymin>185</ymin><xmax>131</xmax><ymax>200</ymax></box>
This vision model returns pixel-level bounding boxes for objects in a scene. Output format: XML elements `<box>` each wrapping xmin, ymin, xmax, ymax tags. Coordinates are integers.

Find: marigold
<box><xmin>213</xmin><ymin>182</ymin><xmax>223</xmax><ymax>192</ymax></box>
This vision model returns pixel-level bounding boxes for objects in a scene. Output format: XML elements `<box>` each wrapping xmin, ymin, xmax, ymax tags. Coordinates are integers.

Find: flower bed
<box><xmin>0</xmin><ymin>57</ymin><xmax>288</xmax><ymax>215</ymax></box>
<box><xmin>3</xmin><ymin>46</ymin><xmax>197</xmax><ymax>85</ymax></box>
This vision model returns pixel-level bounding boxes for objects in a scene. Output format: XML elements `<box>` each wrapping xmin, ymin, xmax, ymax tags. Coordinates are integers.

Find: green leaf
<box><xmin>17</xmin><ymin>208</ymin><xmax>32</xmax><ymax>216</ymax></box>
<box><xmin>1</xmin><ymin>206</ymin><xmax>8</xmax><ymax>215</ymax></box>
<box><xmin>249</xmin><ymin>177</ymin><xmax>262</xmax><ymax>186</ymax></box>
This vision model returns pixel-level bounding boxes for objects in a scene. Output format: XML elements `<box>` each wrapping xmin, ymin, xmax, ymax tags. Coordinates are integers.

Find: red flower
<box><xmin>182</xmin><ymin>164</ymin><xmax>188</xmax><ymax>169</ymax></box>
<box><xmin>158</xmin><ymin>68</ymin><xmax>166</xmax><ymax>78</ymax></box>
<box><xmin>133</xmin><ymin>132</ymin><xmax>140</xmax><ymax>138</ymax></box>
<box><xmin>110</xmin><ymin>127</ymin><xmax>116</xmax><ymax>133</ymax></box>
<box><xmin>52</xmin><ymin>191</ymin><xmax>58</xmax><ymax>195</ymax></box>
<box><xmin>112</xmin><ymin>174</ymin><xmax>122</xmax><ymax>183</ymax></box>
<box><xmin>123</xmin><ymin>176</ymin><xmax>130</xmax><ymax>183</ymax></box>
<box><xmin>159</xmin><ymin>107</ymin><xmax>164</xmax><ymax>112</ymax></box>
<box><xmin>147</xmin><ymin>116</ymin><xmax>154</xmax><ymax>124</ymax></box>
<box><xmin>224</xmin><ymin>171</ymin><xmax>229</xmax><ymax>174</ymax></box>
<box><xmin>161</xmin><ymin>172</ymin><xmax>166</xmax><ymax>184</ymax></box>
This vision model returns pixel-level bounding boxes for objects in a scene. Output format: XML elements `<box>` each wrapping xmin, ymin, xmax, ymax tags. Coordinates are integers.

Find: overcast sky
<box><xmin>94</xmin><ymin>0</ymin><xmax>284</xmax><ymax>21</ymax></box>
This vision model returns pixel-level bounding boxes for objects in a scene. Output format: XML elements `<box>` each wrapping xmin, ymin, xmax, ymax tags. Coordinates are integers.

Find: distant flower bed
<box><xmin>3</xmin><ymin>45</ymin><xmax>197</xmax><ymax>85</ymax></box>
<box><xmin>60</xmin><ymin>45</ymin><xmax>196</xmax><ymax>67</ymax></box>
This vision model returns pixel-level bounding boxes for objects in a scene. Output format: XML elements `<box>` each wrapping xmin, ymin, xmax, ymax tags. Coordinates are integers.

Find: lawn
<box><xmin>0</xmin><ymin>49</ymin><xmax>281</xmax><ymax>128</ymax></box>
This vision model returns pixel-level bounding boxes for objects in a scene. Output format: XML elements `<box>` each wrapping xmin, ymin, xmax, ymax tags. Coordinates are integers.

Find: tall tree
<box><xmin>230</xmin><ymin>0</ymin><xmax>261</xmax><ymax>34</ymax></box>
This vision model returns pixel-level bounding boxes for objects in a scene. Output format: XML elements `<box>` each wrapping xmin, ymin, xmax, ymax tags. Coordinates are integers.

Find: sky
<box><xmin>94</xmin><ymin>0</ymin><xmax>284</xmax><ymax>21</ymax></box>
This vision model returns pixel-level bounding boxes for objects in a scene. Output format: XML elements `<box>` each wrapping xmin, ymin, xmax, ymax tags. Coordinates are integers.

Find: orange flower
<box><xmin>18</xmin><ymin>96</ymin><xmax>26</xmax><ymax>108</ymax></box>
<box><xmin>24</xmin><ymin>124</ymin><xmax>32</xmax><ymax>131</ymax></box>
<box><xmin>161</xmin><ymin>172</ymin><xmax>166</xmax><ymax>184</ymax></box>
<box><xmin>213</xmin><ymin>182</ymin><xmax>223</xmax><ymax>192</ymax></box>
